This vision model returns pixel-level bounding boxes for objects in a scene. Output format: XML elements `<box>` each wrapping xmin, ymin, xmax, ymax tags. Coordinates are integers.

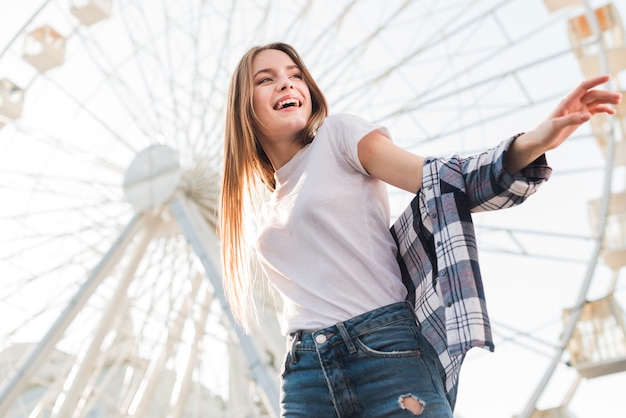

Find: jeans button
<box><xmin>315</xmin><ymin>334</ymin><xmax>327</xmax><ymax>344</ymax></box>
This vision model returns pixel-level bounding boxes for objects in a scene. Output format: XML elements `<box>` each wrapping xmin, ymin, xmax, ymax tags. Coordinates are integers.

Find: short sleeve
<box><xmin>322</xmin><ymin>113</ymin><xmax>392</xmax><ymax>175</ymax></box>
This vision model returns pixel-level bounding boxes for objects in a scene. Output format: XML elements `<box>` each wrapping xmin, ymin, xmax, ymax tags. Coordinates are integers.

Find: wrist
<box><xmin>504</xmin><ymin>132</ymin><xmax>547</xmax><ymax>173</ymax></box>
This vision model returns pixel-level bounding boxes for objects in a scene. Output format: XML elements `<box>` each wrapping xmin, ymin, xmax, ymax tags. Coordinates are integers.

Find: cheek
<box><xmin>252</xmin><ymin>95</ymin><xmax>269</xmax><ymax>121</ymax></box>
<box><xmin>251</xmin><ymin>93</ymin><xmax>262</xmax><ymax>112</ymax></box>
<box><xmin>303</xmin><ymin>90</ymin><xmax>313</xmax><ymax>114</ymax></box>
<box><xmin>252</xmin><ymin>87</ymin><xmax>269</xmax><ymax>109</ymax></box>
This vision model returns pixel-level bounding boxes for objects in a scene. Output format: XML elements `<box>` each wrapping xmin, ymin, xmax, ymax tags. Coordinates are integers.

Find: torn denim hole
<box><xmin>398</xmin><ymin>394</ymin><xmax>425</xmax><ymax>415</ymax></box>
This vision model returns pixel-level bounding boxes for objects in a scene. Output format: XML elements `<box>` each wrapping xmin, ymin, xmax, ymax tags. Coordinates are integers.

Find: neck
<box><xmin>259</xmin><ymin>135</ymin><xmax>306</xmax><ymax>171</ymax></box>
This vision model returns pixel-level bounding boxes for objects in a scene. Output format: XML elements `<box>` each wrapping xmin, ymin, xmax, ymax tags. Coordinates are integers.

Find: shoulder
<box><xmin>321</xmin><ymin>113</ymin><xmax>390</xmax><ymax>140</ymax></box>
<box><xmin>321</xmin><ymin>113</ymin><xmax>370</xmax><ymax>130</ymax></box>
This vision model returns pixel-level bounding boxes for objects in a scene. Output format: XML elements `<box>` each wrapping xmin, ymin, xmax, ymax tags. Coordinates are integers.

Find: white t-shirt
<box><xmin>256</xmin><ymin>113</ymin><xmax>407</xmax><ymax>335</ymax></box>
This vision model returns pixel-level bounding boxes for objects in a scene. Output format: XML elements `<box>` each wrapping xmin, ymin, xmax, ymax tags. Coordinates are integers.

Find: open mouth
<box><xmin>274</xmin><ymin>98</ymin><xmax>301</xmax><ymax>110</ymax></box>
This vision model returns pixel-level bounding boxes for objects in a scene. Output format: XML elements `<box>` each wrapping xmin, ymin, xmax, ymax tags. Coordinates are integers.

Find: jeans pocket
<box><xmin>354</xmin><ymin>320</ymin><xmax>422</xmax><ymax>358</ymax></box>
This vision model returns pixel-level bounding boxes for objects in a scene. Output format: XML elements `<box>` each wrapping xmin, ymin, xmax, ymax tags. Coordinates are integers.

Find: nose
<box><xmin>277</xmin><ymin>75</ymin><xmax>294</xmax><ymax>91</ymax></box>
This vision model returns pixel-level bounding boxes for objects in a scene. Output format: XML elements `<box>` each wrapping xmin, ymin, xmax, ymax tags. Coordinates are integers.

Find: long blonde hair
<box><xmin>220</xmin><ymin>43</ymin><xmax>328</xmax><ymax>329</ymax></box>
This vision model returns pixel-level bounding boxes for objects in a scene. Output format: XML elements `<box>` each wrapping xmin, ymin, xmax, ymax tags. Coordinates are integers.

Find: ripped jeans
<box><xmin>281</xmin><ymin>301</ymin><xmax>453</xmax><ymax>418</ymax></box>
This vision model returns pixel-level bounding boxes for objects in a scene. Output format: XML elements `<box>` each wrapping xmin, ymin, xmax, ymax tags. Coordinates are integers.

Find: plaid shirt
<box><xmin>390</xmin><ymin>135</ymin><xmax>552</xmax><ymax>408</ymax></box>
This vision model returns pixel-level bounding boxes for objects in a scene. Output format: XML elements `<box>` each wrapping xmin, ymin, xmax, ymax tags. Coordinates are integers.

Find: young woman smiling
<box><xmin>220</xmin><ymin>42</ymin><xmax>621</xmax><ymax>417</ymax></box>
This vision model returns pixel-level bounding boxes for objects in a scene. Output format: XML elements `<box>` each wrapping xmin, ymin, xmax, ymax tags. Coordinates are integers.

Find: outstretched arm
<box><xmin>358</xmin><ymin>130</ymin><xmax>425</xmax><ymax>193</ymax></box>
<box><xmin>504</xmin><ymin>75</ymin><xmax>622</xmax><ymax>174</ymax></box>
<box><xmin>358</xmin><ymin>75</ymin><xmax>621</xmax><ymax>193</ymax></box>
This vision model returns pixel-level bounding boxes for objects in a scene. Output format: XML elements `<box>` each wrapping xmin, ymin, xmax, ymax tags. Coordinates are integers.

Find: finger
<box><xmin>563</xmin><ymin>75</ymin><xmax>612</xmax><ymax>103</ymax></box>
<box><xmin>581</xmin><ymin>90</ymin><xmax>622</xmax><ymax>106</ymax></box>
<box><xmin>582</xmin><ymin>95</ymin><xmax>621</xmax><ymax>113</ymax></box>
<box><xmin>580</xmin><ymin>90</ymin><xmax>622</xmax><ymax>108</ymax></box>
<box><xmin>589</xmin><ymin>104</ymin><xmax>617</xmax><ymax>115</ymax></box>
<box><xmin>579</xmin><ymin>74</ymin><xmax>611</xmax><ymax>91</ymax></box>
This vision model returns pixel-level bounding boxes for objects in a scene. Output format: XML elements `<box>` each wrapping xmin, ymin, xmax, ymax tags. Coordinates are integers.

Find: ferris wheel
<box><xmin>0</xmin><ymin>1</ymin><xmax>624</xmax><ymax>417</ymax></box>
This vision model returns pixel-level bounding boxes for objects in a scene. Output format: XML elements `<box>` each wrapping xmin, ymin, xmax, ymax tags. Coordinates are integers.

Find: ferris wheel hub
<box><xmin>123</xmin><ymin>144</ymin><xmax>182</xmax><ymax>213</ymax></box>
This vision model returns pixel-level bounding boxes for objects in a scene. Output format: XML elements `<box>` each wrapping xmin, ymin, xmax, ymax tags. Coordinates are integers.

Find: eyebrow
<box><xmin>253</xmin><ymin>64</ymin><xmax>300</xmax><ymax>79</ymax></box>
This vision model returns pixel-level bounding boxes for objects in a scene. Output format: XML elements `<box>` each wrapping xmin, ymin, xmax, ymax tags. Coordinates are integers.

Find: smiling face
<box><xmin>251</xmin><ymin>48</ymin><xmax>313</xmax><ymax>146</ymax></box>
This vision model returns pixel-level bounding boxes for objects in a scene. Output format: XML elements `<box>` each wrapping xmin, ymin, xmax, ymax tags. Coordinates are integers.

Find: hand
<box><xmin>505</xmin><ymin>75</ymin><xmax>622</xmax><ymax>173</ymax></box>
<box><xmin>537</xmin><ymin>74</ymin><xmax>622</xmax><ymax>151</ymax></box>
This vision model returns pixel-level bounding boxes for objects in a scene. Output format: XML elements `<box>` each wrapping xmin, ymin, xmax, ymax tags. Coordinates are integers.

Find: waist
<box><xmin>287</xmin><ymin>301</ymin><xmax>416</xmax><ymax>349</ymax></box>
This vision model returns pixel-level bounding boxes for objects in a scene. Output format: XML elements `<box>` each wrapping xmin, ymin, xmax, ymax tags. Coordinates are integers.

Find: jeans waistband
<box><xmin>287</xmin><ymin>301</ymin><xmax>416</xmax><ymax>362</ymax></box>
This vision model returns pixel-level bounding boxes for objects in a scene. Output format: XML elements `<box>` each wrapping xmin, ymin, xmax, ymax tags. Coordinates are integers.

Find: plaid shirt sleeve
<box><xmin>390</xmin><ymin>135</ymin><xmax>551</xmax><ymax>408</ymax></box>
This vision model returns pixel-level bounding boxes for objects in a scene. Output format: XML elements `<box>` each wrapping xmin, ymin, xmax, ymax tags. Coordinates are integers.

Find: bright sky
<box><xmin>1</xmin><ymin>1</ymin><xmax>625</xmax><ymax>417</ymax></box>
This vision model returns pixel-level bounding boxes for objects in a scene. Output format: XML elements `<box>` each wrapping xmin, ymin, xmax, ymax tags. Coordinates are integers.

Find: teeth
<box><xmin>276</xmin><ymin>98</ymin><xmax>299</xmax><ymax>110</ymax></box>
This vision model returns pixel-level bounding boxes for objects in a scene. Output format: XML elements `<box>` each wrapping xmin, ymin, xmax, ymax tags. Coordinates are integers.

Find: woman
<box><xmin>220</xmin><ymin>42</ymin><xmax>621</xmax><ymax>417</ymax></box>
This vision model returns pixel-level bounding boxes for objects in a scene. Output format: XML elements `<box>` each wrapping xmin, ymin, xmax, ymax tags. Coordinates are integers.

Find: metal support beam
<box><xmin>168</xmin><ymin>279</ymin><xmax>214</xmax><ymax>418</ymax></box>
<box><xmin>170</xmin><ymin>195</ymin><xmax>281</xmax><ymax>418</ymax></box>
<box><xmin>51</xmin><ymin>216</ymin><xmax>156</xmax><ymax>418</ymax></box>
<box><xmin>0</xmin><ymin>214</ymin><xmax>144</xmax><ymax>417</ymax></box>
<box><xmin>126</xmin><ymin>262</ymin><xmax>202</xmax><ymax>417</ymax></box>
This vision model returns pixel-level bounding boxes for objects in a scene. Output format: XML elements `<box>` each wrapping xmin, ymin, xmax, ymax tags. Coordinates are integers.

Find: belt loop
<box><xmin>290</xmin><ymin>330</ymin><xmax>302</xmax><ymax>364</ymax></box>
<box><xmin>337</xmin><ymin>322</ymin><xmax>356</xmax><ymax>354</ymax></box>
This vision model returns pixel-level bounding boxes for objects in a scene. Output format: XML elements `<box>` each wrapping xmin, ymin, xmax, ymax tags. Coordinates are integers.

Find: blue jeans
<box><xmin>281</xmin><ymin>302</ymin><xmax>453</xmax><ymax>417</ymax></box>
